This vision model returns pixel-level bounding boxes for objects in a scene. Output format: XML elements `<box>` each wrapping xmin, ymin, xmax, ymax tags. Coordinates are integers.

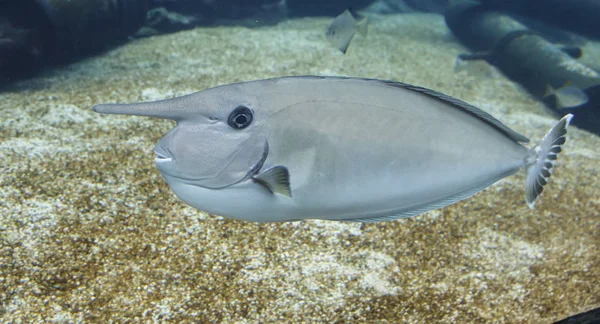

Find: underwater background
<box><xmin>1</xmin><ymin>0</ymin><xmax>599</xmax><ymax>322</ymax></box>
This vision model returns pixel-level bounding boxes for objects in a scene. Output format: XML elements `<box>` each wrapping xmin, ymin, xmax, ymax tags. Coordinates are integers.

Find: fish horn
<box><xmin>92</xmin><ymin>94</ymin><xmax>197</xmax><ymax>121</ymax></box>
<box><xmin>525</xmin><ymin>114</ymin><xmax>573</xmax><ymax>208</ymax></box>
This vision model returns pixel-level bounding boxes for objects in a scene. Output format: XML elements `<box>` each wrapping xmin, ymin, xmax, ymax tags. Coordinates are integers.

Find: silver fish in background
<box><xmin>93</xmin><ymin>76</ymin><xmax>573</xmax><ymax>223</ymax></box>
<box><xmin>544</xmin><ymin>82</ymin><xmax>589</xmax><ymax>109</ymax></box>
<box><xmin>325</xmin><ymin>9</ymin><xmax>368</xmax><ymax>54</ymax></box>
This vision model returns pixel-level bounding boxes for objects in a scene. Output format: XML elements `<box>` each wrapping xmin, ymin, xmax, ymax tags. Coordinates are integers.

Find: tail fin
<box><xmin>525</xmin><ymin>114</ymin><xmax>573</xmax><ymax>208</ymax></box>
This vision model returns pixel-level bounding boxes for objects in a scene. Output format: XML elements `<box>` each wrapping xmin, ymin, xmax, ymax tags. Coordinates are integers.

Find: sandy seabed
<box><xmin>0</xmin><ymin>13</ymin><xmax>599</xmax><ymax>323</ymax></box>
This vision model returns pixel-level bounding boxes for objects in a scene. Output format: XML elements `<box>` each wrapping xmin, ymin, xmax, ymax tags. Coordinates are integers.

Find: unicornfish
<box><xmin>92</xmin><ymin>76</ymin><xmax>573</xmax><ymax>223</ymax></box>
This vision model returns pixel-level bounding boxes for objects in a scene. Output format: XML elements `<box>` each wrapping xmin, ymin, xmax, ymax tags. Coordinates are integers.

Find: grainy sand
<box><xmin>1</xmin><ymin>13</ymin><xmax>599</xmax><ymax>323</ymax></box>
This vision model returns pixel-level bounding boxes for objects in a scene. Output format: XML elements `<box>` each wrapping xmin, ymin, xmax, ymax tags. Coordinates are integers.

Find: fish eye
<box><xmin>228</xmin><ymin>106</ymin><xmax>253</xmax><ymax>129</ymax></box>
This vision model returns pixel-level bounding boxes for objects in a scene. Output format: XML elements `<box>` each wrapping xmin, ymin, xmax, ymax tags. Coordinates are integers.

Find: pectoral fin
<box><xmin>253</xmin><ymin>166</ymin><xmax>292</xmax><ymax>197</ymax></box>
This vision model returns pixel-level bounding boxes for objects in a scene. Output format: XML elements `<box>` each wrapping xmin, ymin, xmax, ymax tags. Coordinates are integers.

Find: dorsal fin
<box><xmin>378</xmin><ymin>79</ymin><xmax>531</xmax><ymax>143</ymax></box>
<box><xmin>372</xmin><ymin>81</ymin><xmax>529</xmax><ymax>143</ymax></box>
<box><xmin>386</xmin><ymin>82</ymin><xmax>529</xmax><ymax>143</ymax></box>
<box><xmin>274</xmin><ymin>76</ymin><xmax>531</xmax><ymax>143</ymax></box>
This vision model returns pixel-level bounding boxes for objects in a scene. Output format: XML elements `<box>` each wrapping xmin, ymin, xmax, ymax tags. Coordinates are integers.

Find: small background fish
<box><xmin>544</xmin><ymin>82</ymin><xmax>589</xmax><ymax>109</ymax></box>
<box><xmin>325</xmin><ymin>9</ymin><xmax>368</xmax><ymax>54</ymax></box>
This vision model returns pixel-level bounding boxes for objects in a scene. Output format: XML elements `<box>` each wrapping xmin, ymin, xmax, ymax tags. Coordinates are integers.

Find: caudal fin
<box><xmin>525</xmin><ymin>114</ymin><xmax>573</xmax><ymax>208</ymax></box>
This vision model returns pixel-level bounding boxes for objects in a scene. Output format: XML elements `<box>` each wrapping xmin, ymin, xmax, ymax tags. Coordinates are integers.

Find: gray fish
<box><xmin>93</xmin><ymin>76</ymin><xmax>573</xmax><ymax>223</ymax></box>
<box><xmin>544</xmin><ymin>82</ymin><xmax>589</xmax><ymax>109</ymax></box>
<box><xmin>325</xmin><ymin>9</ymin><xmax>368</xmax><ymax>54</ymax></box>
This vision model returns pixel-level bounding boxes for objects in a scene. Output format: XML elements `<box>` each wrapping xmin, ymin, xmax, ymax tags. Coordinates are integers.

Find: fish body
<box><xmin>325</xmin><ymin>9</ymin><xmax>368</xmax><ymax>54</ymax></box>
<box><xmin>544</xmin><ymin>82</ymin><xmax>589</xmax><ymax>109</ymax></box>
<box><xmin>93</xmin><ymin>76</ymin><xmax>572</xmax><ymax>223</ymax></box>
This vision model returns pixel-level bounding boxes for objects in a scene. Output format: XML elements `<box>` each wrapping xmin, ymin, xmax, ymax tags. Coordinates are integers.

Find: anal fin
<box><xmin>344</xmin><ymin>169</ymin><xmax>519</xmax><ymax>223</ymax></box>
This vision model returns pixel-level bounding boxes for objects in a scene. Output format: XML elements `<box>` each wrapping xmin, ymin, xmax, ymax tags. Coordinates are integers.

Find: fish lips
<box><xmin>154</xmin><ymin>150</ymin><xmax>173</xmax><ymax>163</ymax></box>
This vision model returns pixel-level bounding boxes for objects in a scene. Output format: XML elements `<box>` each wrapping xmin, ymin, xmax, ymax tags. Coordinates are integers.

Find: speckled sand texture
<box><xmin>1</xmin><ymin>13</ymin><xmax>599</xmax><ymax>323</ymax></box>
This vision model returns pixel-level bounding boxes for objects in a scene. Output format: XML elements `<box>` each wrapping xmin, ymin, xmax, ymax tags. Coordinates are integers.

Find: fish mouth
<box><xmin>154</xmin><ymin>151</ymin><xmax>173</xmax><ymax>163</ymax></box>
